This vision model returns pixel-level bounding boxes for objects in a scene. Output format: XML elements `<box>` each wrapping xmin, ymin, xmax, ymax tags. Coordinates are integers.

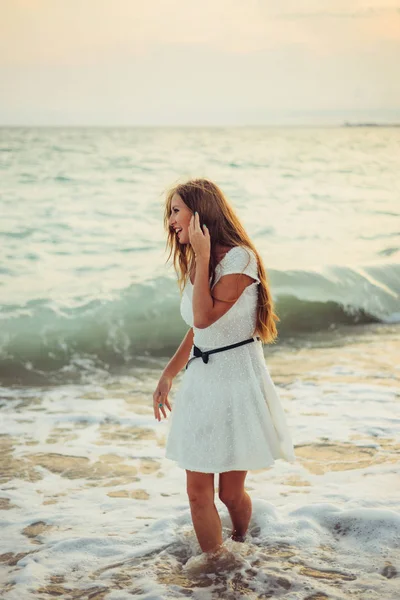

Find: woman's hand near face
<box><xmin>153</xmin><ymin>374</ymin><xmax>173</xmax><ymax>421</ymax></box>
<box><xmin>188</xmin><ymin>212</ymin><xmax>210</xmax><ymax>260</ymax></box>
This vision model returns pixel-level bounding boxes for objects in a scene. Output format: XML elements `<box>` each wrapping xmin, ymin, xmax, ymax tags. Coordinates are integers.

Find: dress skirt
<box><xmin>165</xmin><ymin>339</ymin><xmax>295</xmax><ymax>473</ymax></box>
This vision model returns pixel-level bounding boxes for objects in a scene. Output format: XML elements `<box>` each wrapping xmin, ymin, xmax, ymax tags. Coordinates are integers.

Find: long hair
<box><xmin>163</xmin><ymin>178</ymin><xmax>279</xmax><ymax>344</ymax></box>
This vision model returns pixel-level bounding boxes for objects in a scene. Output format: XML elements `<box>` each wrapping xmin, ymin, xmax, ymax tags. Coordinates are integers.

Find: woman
<box><xmin>153</xmin><ymin>179</ymin><xmax>295</xmax><ymax>557</ymax></box>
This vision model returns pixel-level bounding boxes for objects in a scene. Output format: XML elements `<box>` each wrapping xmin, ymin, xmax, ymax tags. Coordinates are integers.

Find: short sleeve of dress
<box><xmin>214</xmin><ymin>246</ymin><xmax>260</xmax><ymax>286</ymax></box>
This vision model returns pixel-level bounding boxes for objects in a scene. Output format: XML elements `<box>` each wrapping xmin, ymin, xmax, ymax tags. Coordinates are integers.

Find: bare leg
<box><xmin>218</xmin><ymin>470</ymin><xmax>252</xmax><ymax>540</ymax></box>
<box><xmin>186</xmin><ymin>470</ymin><xmax>223</xmax><ymax>553</ymax></box>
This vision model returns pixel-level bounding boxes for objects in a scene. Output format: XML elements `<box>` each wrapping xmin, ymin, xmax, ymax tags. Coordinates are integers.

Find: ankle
<box><xmin>230</xmin><ymin>530</ymin><xmax>246</xmax><ymax>542</ymax></box>
<box><xmin>206</xmin><ymin>542</ymin><xmax>225</xmax><ymax>556</ymax></box>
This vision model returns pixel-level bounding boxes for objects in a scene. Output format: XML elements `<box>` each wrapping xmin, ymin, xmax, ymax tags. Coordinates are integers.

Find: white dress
<box><xmin>165</xmin><ymin>245</ymin><xmax>295</xmax><ymax>473</ymax></box>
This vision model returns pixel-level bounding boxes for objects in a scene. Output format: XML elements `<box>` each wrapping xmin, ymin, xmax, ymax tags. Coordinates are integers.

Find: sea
<box><xmin>1</xmin><ymin>126</ymin><xmax>399</xmax><ymax>599</ymax></box>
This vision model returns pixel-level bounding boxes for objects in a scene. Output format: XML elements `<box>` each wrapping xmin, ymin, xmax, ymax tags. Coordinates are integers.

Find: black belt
<box><xmin>185</xmin><ymin>336</ymin><xmax>261</xmax><ymax>370</ymax></box>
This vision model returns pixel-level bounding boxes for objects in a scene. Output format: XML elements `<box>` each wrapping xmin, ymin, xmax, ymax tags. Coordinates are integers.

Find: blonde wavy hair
<box><xmin>163</xmin><ymin>178</ymin><xmax>279</xmax><ymax>344</ymax></box>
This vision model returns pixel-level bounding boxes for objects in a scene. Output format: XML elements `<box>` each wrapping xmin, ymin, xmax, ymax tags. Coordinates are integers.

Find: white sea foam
<box><xmin>1</xmin><ymin>326</ymin><xmax>399</xmax><ymax>599</ymax></box>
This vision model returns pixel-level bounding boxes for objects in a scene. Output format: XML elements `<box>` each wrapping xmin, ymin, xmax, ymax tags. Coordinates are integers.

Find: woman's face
<box><xmin>168</xmin><ymin>193</ymin><xmax>193</xmax><ymax>245</ymax></box>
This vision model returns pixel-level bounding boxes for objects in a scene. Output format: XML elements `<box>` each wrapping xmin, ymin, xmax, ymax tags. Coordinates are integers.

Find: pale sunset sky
<box><xmin>1</xmin><ymin>0</ymin><xmax>400</xmax><ymax>125</ymax></box>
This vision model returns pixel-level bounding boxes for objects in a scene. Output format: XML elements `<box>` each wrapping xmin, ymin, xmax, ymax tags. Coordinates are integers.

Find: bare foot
<box><xmin>206</xmin><ymin>543</ymin><xmax>229</xmax><ymax>558</ymax></box>
<box><xmin>206</xmin><ymin>545</ymin><xmax>245</xmax><ymax>573</ymax></box>
<box><xmin>184</xmin><ymin>544</ymin><xmax>245</xmax><ymax>576</ymax></box>
<box><xmin>230</xmin><ymin>531</ymin><xmax>246</xmax><ymax>543</ymax></box>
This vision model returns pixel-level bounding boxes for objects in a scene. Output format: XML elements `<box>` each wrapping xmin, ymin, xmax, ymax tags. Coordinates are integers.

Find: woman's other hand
<box><xmin>153</xmin><ymin>375</ymin><xmax>173</xmax><ymax>421</ymax></box>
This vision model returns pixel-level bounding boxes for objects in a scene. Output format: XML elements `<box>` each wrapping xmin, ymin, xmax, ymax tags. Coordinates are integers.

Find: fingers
<box><xmin>190</xmin><ymin>212</ymin><xmax>204</xmax><ymax>233</ymax></box>
<box><xmin>190</xmin><ymin>212</ymin><xmax>199</xmax><ymax>225</ymax></box>
<box><xmin>188</xmin><ymin>214</ymin><xmax>195</xmax><ymax>242</ymax></box>
<box><xmin>195</xmin><ymin>212</ymin><xmax>201</xmax><ymax>229</ymax></box>
<box><xmin>153</xmin><ymin>389</ymin><xmax>170</xmax><ymax>421</ymax></box>
<box><xmin>153</xmin><ymin>389</ymin><xmax>163</xmax><ymax>421</ymax></box>
<box><xmin>152</xmin><ymin>390</ymin><xmax>160</xmax><ymax>420</ymax></box>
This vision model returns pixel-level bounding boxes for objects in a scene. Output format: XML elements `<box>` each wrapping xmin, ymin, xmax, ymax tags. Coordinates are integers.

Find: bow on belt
<box><xmin>193</xmin><ymin>344</ymin><xmax>210</xmax><ymax>364</ymax></box>
<box><xmin>185</xmin><ymin>336</ymin><xmax>261</xmax><ymax>370</ymax></box>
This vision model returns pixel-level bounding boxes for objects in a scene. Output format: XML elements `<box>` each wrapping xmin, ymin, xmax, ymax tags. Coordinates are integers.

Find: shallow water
<box><xmin>1</xmin><ymin>322</ymin><xmax>399</xmax><ymax>599</ymax></box>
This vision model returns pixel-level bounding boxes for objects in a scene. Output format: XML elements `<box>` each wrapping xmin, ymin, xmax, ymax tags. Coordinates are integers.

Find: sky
<box><xmin>1</xmin><ymin>0</ymin><xmax>400</xmax><ymax>125</ymax></box>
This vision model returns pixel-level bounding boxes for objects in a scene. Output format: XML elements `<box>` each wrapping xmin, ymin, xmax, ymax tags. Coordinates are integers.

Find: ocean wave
<box><xmin>0</xmin><ymin>263</ymin><xmax>399</xmax><ymax>384</ymax></box>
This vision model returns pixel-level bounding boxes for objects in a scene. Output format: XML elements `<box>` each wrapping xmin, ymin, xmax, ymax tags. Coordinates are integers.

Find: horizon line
<box><xmin>1</xmin><ymin>121</ymin><xmax>400</xmax><ymax>129</ymax></box>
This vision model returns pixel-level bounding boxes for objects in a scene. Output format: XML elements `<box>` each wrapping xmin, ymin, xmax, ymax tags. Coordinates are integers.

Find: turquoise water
<box><xmin>1</xmin><ymin>126</ymin><xmax>399</xmax><ymax>382</ymax></box>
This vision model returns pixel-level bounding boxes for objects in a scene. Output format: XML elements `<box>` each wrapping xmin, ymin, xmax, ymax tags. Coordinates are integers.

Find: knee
<box><xmin>218</xmin><ymin>488</ymin><xmax>244</xmax><ymax>510</ymax></box>
<box><xmin>186</xmin><ymin>485</ymin><xmax>213</xmax><ymax>509</ymax></box>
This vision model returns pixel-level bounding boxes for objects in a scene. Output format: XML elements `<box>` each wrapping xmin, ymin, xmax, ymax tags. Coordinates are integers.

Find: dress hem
<box><xmin>165</xmin><ymin>454</ymin><xmax>292</xmax><ymax>473</ymax></box>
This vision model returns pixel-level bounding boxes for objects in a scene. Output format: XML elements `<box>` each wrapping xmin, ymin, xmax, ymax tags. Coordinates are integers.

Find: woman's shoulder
<box><xmin>216</xmin><ymin>245</ymin><xmax>259</xmax><ymax>281</ymax></box>
<box><xmin>214</xmin><ymin>244</ymin><xmax>234</xmax><ymax>263</ymax></box>
<box><xmin>217</xmin><ymin>245</ymin><xmax>256</xmax><ymax>266</ymax></box>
